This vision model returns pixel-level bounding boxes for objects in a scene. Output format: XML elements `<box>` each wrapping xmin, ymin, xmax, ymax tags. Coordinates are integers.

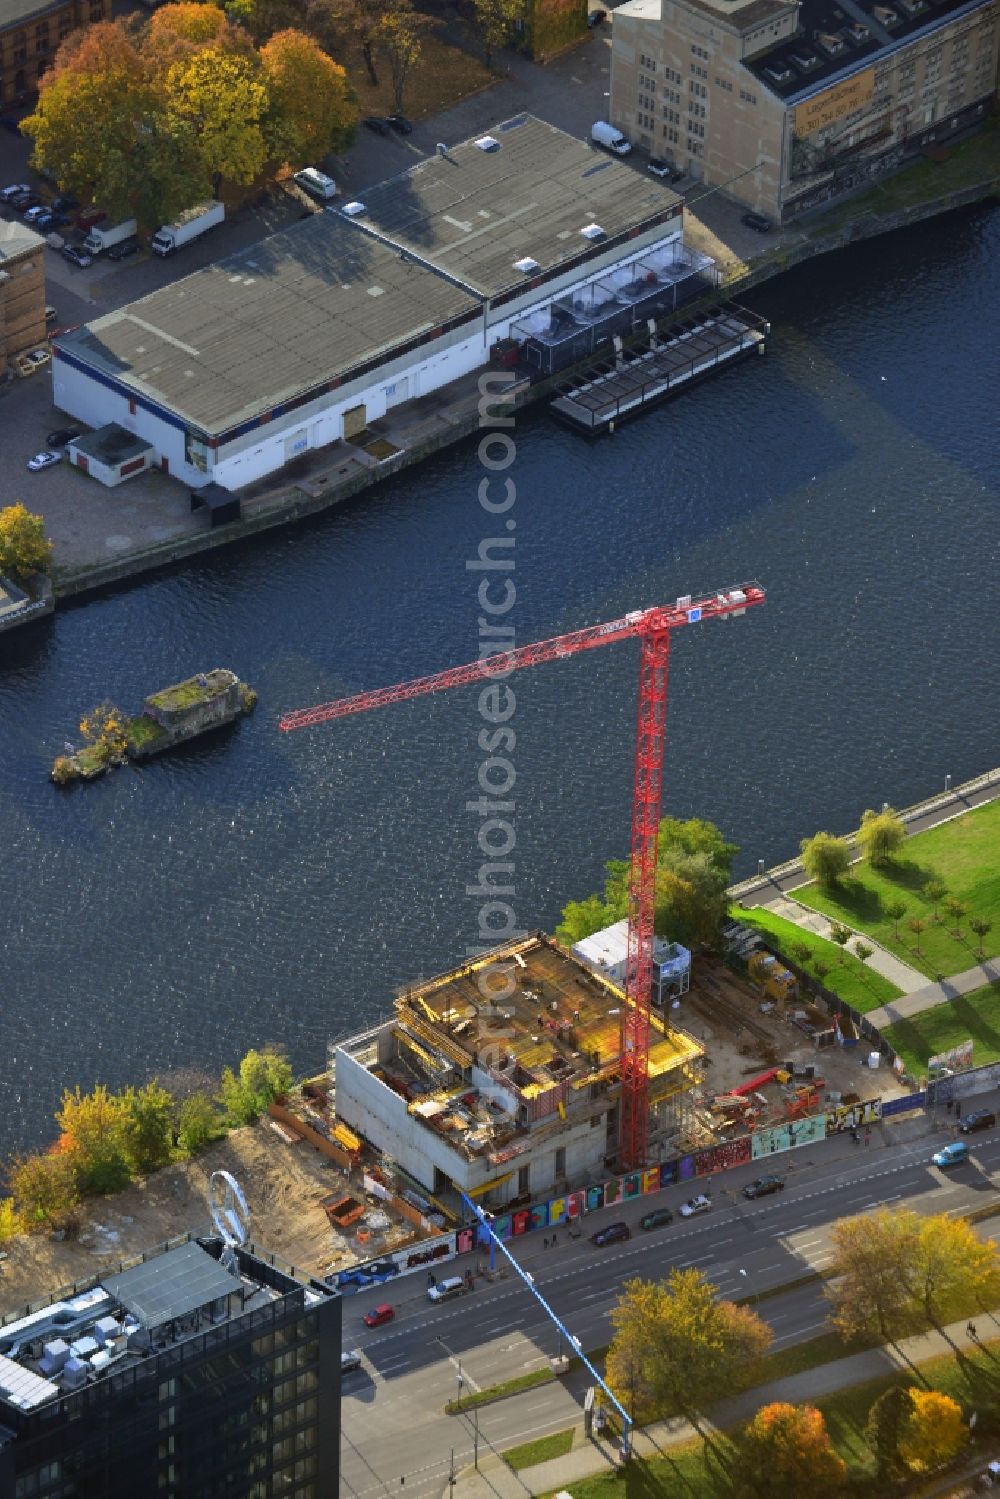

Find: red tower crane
<box><xmin>280</xmin><ymin>583</ymin><xmax>766</xmax><ymax>1170</ymax></box>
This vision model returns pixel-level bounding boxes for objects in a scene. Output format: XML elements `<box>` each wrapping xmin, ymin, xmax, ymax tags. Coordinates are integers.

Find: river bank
<box><xmin>26</xmin><ymin>134</ymin><xmax>1000</xmax><ymax>608</ymax></box>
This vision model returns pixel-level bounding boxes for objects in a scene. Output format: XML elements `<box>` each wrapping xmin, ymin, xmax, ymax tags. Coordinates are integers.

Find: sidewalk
<box><xmin>450</xmin><ymin>1312</ymin><xmax>1000</xmax><ymax>1497</ymax></box>
<box><xmin>764</xmin><ymin>893</ymin><xmax>926</xmax><ymax>993</ymax></box>
<box><xmin>866</xmin><ymin>958</ymin><xmax>1000</xmax><ymax>1031</ymax></box>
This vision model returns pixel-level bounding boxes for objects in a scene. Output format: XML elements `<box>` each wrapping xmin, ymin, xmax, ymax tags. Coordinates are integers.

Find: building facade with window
<box><xmin>0</xmin><ymin>0</ymin><xmax>111</xmax><ymax>112</ymax></box>
<box><xmin>0</xmin><ymin>1235</ymin><xmax>341</xmax><ymax>1499</ymax></box>
<box><xmin>0</xmin><ymin>216</ymin><xmax>45</xmax><ymax>375</ymax></box>
<box><xmin>609</xmin><ymin>0</ymin><xmax>999</xmax><ymax>220</ymax></box>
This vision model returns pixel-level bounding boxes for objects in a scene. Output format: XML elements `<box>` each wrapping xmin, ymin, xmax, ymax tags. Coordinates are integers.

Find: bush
<box><xmin>219</xmin><ymin>1047</ymin><xmax>294</xmax><ymax>1125</ymax></box>
<box><xmin>56</xmin><ymin>1085</ymin><xmax>131</xmax><ymax>1196</ymax></box>
<box><xmin>0</xmin><ymin>1196</ymin><xmax>21</xmax><ymax>1242</ymax></box>
<box><xmin>7</xmin><ymin>1149</ymin><xmax>80</xmax><ymax>1230</ymax></box>
<box><xmin>178</xmin><ymin>1092</ymin><xmax>222</xmax><ymax>1154</ymax></box>
<box><xmin>120</xmin><ymin>1082</ymin><xmax>174</xmax><ymax>1175</ymax></box>
<box><xmin>0</xmin><ymin>503</ymin><xmax>52</xmax><ymax>577</ymax></box>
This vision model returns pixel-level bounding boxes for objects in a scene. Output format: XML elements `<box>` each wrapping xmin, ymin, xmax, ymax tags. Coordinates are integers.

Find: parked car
<box><xmin>640</xmin><ymin>1207</ymin><xmax>674</xmax><ymax>1231</ymax></box>
<box><xmin>362</xmin><ymin>1303</ymin><xmax>395</xmax><ymax>1328</ymax></box>
<box><xmin>47</xmin><ymin>428</ymin><xmax>80</xmax><ymax>447</ymax></box>
<box><xmin>932</xmin><ymin>1141</ymin><xmax>969</xmax><ymax>1168</ymax></box>
<box><xmin>27</xmin><ymin>451</ymin><xmax>62</xmax><ymax>471</ymax></box>
<box><xmin>10</xmin><ymin>191</ymin><xmax>39</xmax><ymax>211</ymax></box>
<box><xmin>385</xmin><ymin>114</ymin><xmax>413</xmax><ymax>135</ymax></box>
<box><xmin>646</xmin><ymin>157</ymin><xmax>673</xmax><ymax>178</ymax></box>
<box><xmin>590</xmin><ymin>1221</ymin><xmax>630</xmax><ymax>1246</ymax></box>
<box><xmin>427</xmin><ymin>1275</ymin><xmax>468</xmax><ymax>1304</ymax></box>
<box><xmin>0</xmin><ymin>182</ymin><xmax>31</xmax><ymax>202</ymax></box>
<box><xmin>24</xmin><ymin>204</ymin><xmax>51</xmax><ymax>223</ymax></box>
<box><xmin>679</xmin><ymin>1194</ymin><xmax>712</xmax><ymax>1217</ymax></box>
<box><xmin>743</xmin><ymin>1175</ymin><xmax>785</xmax><ymax>1199</ymax></box>
<box><xmin>959</xmin><ymin>1109</ymin><xmax>996</xmax><ymax>1134</ymax></box>
<box><xmin>362</xmin><ymin>116</ymin><xmax>392</xmax><ymax>136</ymax></box>
<box><xmin>108</xmin><ymin>238</ymin><xmax>140</xmax><ymax>261</ymax></box>
<box><xmin>740</xmin><ymin>211</ymin><xmax>772</xmax><ymax>233</ymax></box>
<box><xmin>341</xmin><ymin>1349</ymin><xmax>363</xmax><ymax>1372</ymax></box>
<box><xmin>33</xmin><ymin>211</ymin><xmax>67</xmax><ymax>230</ymax></box>
<box><xmin>52</xmin><ymin>194</ymin><xmax>79</xmax><ymax>212</ymax></box>
<box><xmin>61</xmin><ymin>244</ymin><xmax>93</xmax><ymax>268</ymax></box>
<box><xmin>363</xmin><ymin>1260</ymin><xmax>400</xmax><ymax>1279</ymax></box>
<box><xmin>75</xmin><ymin>206</ymin><xmax>106</xmax><ymax>229</ymax></box>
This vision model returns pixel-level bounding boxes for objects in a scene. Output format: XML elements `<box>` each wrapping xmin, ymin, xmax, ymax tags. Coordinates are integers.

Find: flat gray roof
<box><xmin>0</xmin><ymin>0</ymin><xmax>63</xmax><ymax>28</ymax></box>
<box><xmin>101</xmin><ymin>1241</ymin><xmax>242</xmax><ymax>1329</ymax></box>
<box><xmin>59</xmin><ymin>212</ymin><xmax>480</xmax><ymax>437</ymax></box>
<box><xmin>357</xmin><ymin>114</ymin><xmax>680</xmax><ymax>298</ymax></box>
<box><xmin>0</xmin><ymin>217</ymin><xmax>45</xmax><ymax>266</ymax></box>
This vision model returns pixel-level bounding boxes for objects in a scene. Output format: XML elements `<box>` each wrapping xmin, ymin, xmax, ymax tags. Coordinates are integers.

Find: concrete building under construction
<box><xmin>332</xmin><ymin>934</ymin><xmax>703</xmax><ymax>1205</ymax></box>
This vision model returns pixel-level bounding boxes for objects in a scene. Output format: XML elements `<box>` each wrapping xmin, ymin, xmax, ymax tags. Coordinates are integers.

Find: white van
<box><xmin>294</xmin><ymin>168</ymin><xmax>337</xmax><ymax>202</ymax></box>
<box><xmin>591</xmin><ymin>121</ymin><xmax>631</xmax><ymax>156</ymax></box>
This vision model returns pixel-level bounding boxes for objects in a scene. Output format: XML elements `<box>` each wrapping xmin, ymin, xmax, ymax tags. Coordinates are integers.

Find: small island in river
<box><xmin>52</xmin><ymin>668</ymin><xmax>256</xmax><ymax>783</ymax></box>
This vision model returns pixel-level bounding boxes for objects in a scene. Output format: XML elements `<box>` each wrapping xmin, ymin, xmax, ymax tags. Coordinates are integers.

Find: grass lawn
<box><xmin>733</xmin><ymin>904</ymin><xmax>903</xmax><ymax>1014</ymax></box>
<box><xmin>793</xmin><ymin>800</ymin><xmax>1000</xmax><ymax>981</ymax></box>
<box><xmin>343</xmin><ymin>35</ymin><xmax>495</xmax><ymax>124</ymax></box>
<box><xmin>540</xmin><ymin>1339</ymin><xmax>1000</xmax><ymax>1498</ymax></box>
<box><xmin>505</xmin><ymin>1429</ymin><xmax>575</xmax><ymax>1471</ymax></box>
<box><xmin>883</xmin><ymin>981</ymin><xmax>1000</xmax><ymax>1080</ymax></box>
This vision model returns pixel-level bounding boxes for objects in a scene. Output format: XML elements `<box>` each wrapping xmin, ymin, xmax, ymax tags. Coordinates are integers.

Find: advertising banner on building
<box><xmin>642</xmin><ymin>1168</ymin><xmax>661</xmax><ymax>1194</ymax></box>
<box><xmin>793</xmin><ymin>68</ymin><xmax>874</xmax><ymax>137</ymax></box>
<box><xmin>827</xmin><ymin>1098</ymin><xmax>882</xmax><ymax>1134</ymax></box>
<box><xmin>567</xmin><ymin>1190</ymin><xmax>586</xmax><ymax>1221</ymax></box>
<box><xmin>752</xmin><ymin>1113</ymin><xmax>827</xmax><ymax>1159</ymax></box>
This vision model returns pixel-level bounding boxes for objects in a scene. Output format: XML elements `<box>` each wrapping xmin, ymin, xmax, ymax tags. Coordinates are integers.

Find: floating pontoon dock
<box><xmin>550</xmin><ymin>303</ymin><xmax>769</xmax><ymax>433</ymax></box>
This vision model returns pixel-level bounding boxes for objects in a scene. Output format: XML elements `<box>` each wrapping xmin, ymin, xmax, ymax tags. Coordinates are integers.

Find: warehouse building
<box><xmin>52</xmin><ymin>115</ymin><xmax>689</xmax><ymax>492</ymax></box>
<box><xmin>609</xmin><ymin>0</ymin><xmax>998</xmax><ymax>221</ymax></box>
<box><xmin>332</xmin><ymin>933</ymin><xmax>703</xmax><ymax>1206</ymax></box>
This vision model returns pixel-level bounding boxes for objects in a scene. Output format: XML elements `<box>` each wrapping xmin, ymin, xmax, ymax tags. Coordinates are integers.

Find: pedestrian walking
<box><xmin>543</xmin><ymin>1237</ymin><xmax>549</xmax><ymax>1250</ymax></box>
<box><xmin>427</xmin><ymin>1270</ymin><xmax>436</xmax><ymax>1288</ymax></box>
<box><xmin>851</xmin><ymin>1128</ymin><xmax>859</xmax><ymax>1145</ymax></box>
<box><xmin>968</xmin><ymin>1322</ymin><xmax>979</xmax><ymax>1341</ymax></box>
<box><xmin>864</xmin><ymin>1128</ymin><xmax>871</xmax><ymax>1146</ymax></box>
<box><xmin>551</xmin><ymin>1231</ymin><xmax>558</xmax><ymax>1247</ymax></box>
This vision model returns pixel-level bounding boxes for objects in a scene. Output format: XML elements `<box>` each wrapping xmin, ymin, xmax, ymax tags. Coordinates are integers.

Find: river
<box><xmin>2</xmin><ymin>203</ymin><xmax>998</xmax><ymax>1157</ymax></box>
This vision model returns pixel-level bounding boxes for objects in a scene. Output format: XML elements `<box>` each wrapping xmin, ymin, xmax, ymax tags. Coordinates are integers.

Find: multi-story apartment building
<box><xmin>610</xmin><ymin>0</ymin><xmax>999</xmax><ymax>220</ymax></box>
<box><xmin>0</xmin><ymin>217</ymin><xmax>45</xmax><ymax>378</ymax></box>
<box><xmin>0</xmin><ymin>1233</ymin><xmax>341</xmax><ymax>1499</ymax></box>
<box><xmin>0</xmin><ymin>0</ymin><xmax>111</xmax><ymax>112</ymax></box>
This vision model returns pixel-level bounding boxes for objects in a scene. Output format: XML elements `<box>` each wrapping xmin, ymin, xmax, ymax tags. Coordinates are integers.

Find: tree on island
<box><xmin>800</xmin><ymin>831</ymin><xmax>851</xmax><ymax>888</ymax></box>
<box><xmin>857</xmin><ymin>806</ymin><xmax>905</xmax><ymax>867</ymax></box>
<box><xmin>0</xmin><ymin>503</ymin><xmax>52</xmax><ymax>578</ymax></box>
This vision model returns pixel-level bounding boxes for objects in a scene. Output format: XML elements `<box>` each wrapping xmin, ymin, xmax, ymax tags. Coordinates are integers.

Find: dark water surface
<box><xmin>2</xmin><ymin>206</ymin><xmax>998</xmax><ymax>1156</ymax></box>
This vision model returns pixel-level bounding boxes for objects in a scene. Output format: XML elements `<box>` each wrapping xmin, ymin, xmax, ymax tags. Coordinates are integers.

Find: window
<box><xmin>518</xmin><ymin>1165</ymin><xmax>530</xmax><ymax>1195</ymax></box>
<box><xmin>714</xmin><ymin>76</ymin><xmax>733</xmax><ymax>91</ymax></box>
<box><xmin>554</xmin><ymin>1147</ymin><xmax>566</xmax><ymax>1178</ymax></box>
<box><xmin>739</xmin><ymin>87</ymin><xmax>757</xmax><ymax>104</ymax></box>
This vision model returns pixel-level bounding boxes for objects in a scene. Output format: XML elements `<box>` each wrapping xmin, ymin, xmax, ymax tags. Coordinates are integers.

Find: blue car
<box><xmin>932</xmin><ymin>1141</ymin><xmax>969</xmax><ymax>1168</ymax></box>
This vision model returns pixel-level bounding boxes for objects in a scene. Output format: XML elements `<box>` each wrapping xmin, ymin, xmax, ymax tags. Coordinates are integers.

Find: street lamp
<box><xmin>738</xmin><ymin>1267</ymin><xmax>759</xmax><ymax>1308</ymax></box>
<box><xmin>438</xmin><ymin>1336</ymin><xmax>479</xmax><ymax>1470</ymax></box>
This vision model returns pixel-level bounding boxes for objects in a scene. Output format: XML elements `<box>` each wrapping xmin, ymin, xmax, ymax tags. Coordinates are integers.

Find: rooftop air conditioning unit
<box><xmin>513</xmin><ymin>257</ymin><xmax>540</xmax><ymax>274</ymax></box>
<box><xmin>580</xmin><ymin>223</ymin><xmax>606</xmax><ymax>240</ymax></box>
<box><xmin>474</xmin><ymin>135</ymin><xmax>500</xmax><ymax>152</ymax></box>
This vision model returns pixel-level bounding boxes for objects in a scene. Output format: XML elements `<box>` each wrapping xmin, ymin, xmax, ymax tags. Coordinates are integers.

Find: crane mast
<box><xmin>281</xmin><ymin>583</ymin><xmax>765</xmax><ymax>1169</ymax></box>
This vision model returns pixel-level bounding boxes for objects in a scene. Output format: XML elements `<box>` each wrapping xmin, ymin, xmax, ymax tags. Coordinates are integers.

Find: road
<box><xmin>339</xmin><ymin>1113</ymin><xmax>1000</xmax><ymax>1497</ymax></box>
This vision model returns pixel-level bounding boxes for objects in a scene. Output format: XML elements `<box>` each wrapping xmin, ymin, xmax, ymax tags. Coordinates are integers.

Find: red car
<box><xmin>363</xmin><ymin>1303</ymin><xmax>394</xmax><ymax>1328</ymax></box>
<box><xmin>75</xmin><ymin>206</ymin><xmax>106</xmax><ymax>230</ymax></box>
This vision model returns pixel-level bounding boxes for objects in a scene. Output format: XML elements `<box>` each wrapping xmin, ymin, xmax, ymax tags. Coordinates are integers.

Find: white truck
<box><xmin>151</xmin><ymin>200</ymin><xmax>225</xmax><ymax>256</ymax></box>
<box><xmin>591</xmin><ymin>120</ymin><xmax>632</xmax><ymax>156</ymax></box>
<box><xmin>82</xmin><ymin>218</ymin><xmax>137</xmax><ymax>255</ymax></box>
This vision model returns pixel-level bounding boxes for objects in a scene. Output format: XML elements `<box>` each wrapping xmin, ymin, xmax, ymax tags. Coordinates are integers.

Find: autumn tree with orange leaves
<box><xmin>23</xmin><ymin>4</ymin><xmax>356</xmax><ymax>223</ymax></box>
<box><xmin>737</xmin><ymin>1402</ymin><xmax>846</xmax><ymax>1497</ymax></box>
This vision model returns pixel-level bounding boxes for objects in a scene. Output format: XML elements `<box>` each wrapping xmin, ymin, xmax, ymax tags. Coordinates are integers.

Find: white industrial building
<box><xmin>51</xmin><ymin>115</ymin><xmax>690</xmax><ymax>492</ymax></box>
<box><xmin>573</xmin><ymin>918</ymin><xmax>691</xmax><ymax>1006</ymax></box>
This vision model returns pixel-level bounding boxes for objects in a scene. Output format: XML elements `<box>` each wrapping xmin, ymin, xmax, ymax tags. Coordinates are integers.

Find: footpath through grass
<box><xmin>884</xmin><ymin>980</ymin><xmax>1000</xmax><ymax>1078</ymax></box>
<box><xmin>733</xmin><ymin>904</ymin><xmax>903</xmax><ymax>1014</ymax></box>
<box><xmin>540</xmin><ymin>1337</ymin><xmax>1000</xmax><ymax>1498</ymax></box>
<box><xmin>792</xmin><ymin>799</ymin><xmax>1000</xmax><ymax>981</ymax></box>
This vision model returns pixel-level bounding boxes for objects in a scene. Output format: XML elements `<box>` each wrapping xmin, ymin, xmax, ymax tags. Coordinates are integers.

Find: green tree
<box><xmin>56</xmin><ymin>1085</ymin><xmax>131</xmax><ymax>1195</ymax></box>
<box><xmin>7</xmin><ymin>1149</ymin><xmax>81</xmax><ymax>1230</ymax></box>
<box><xmin>178</xmin><ymin>1091</ymin><xmax>222</xmax><ymax>1153</ymax></box>
<box><xmin>220</xmin><ymin>1046</ymin><xmax>293</xmax><ymax>1124</ymax></box>
<box><xmin>885</xmin><ymin>898</ymin><xmax>907</xmax><ymax>940</ymax></box>
<box><xmin>0</xmin><ymin>1196</ymin><xmax>20</xmax><ymax>1242</ymax></box>
<box><xmin>857</xmin><ymin>806</ymin><xmax>905</xmax><ymax>867</ymax></box>
<box><xmin>907</xmin><ymin>916</ymin><xmax>926</xmax><ymax>954</ymax></box>
<box><xmin>969</xmin><ymin>917</ymin><xmax>993</xmax><ymax>958</ymax></box>
<box><xmin>943</xmin><ymin>897</ymin><xmax>966</xmax><ymax>937</ymax></box>
<box><xmin>899</xmin><ymin>1388</ymin><xmax>966</xmax><ymax>1472</ymax></box>
<box><xmin>377</xmin><ymin>0</ymin><xmax>426</xmax><ymax>112</ymax></box>
<box><xmin>923</xmin><ymin>878</ymin><xmax>947</xmax><ymax>921</ymax></box>
<box><xmin>738</xmin><ymin>1402</ymin><xmax>846</xmax><ymax>1497</ymax></box>
<box><xmin>555</xmin><ymin>893</ymin><xmax>616</xmax><ymax>946</ymax></box>
<box><xmin>800</xmin><ymin>831</ymin><xmax>851</xmax><ymax>888</ymax></box>
<box><xmin>911</xmin><ymin>1211</ymin><xmax>1000</xmax><ymax>1332</ymax></box>
<box><xmin>853</xmin><ymin>940</ymin><xmax>874</xmax><ymax>969</ymax></box>
<box><xmin>606</xmin><ymin>1269</ymin><xmax>771</xmax><ymax>1436</ymax></box>
<box><xmin>812</xmin><ymin>959</ymin><xmax>831</xmax><ymax>988</ymax></box>
<box><xmin>791</xmin><ymin>941</ymin><xmax>812</xmax><ymax>968</ymax></box>
<box><xmin>865</xmin><ymin>1385</ymin><xmax>914</xmax><ymax>1485</ymax></box>
<box><xmin>164</xmin><ymin>47</ymin><xmax>269</xmax><ymax>190</ymax></box>
<box><xmin>0</xmin><ymin>504</ymin><xmax>53</xmax><ymax>577</ymax></box>
<box><xmin>120</xmin><ymin>1082</ymin><xmax>175</xmax><ymax>1174</ymax></box>
<box><xmin>472</xmin><ymin>0</ymin><xmax>525</xmax><ymax>66</ymax></box>
<box><xmin>828</xmin><ymin>923</ymin><xmax>851</xmax><ymax>963</ymax></box>
<box><xmin>261</xmin><ymin>28</ymin><xmax>356</xmax><ymax>164</ymax></box>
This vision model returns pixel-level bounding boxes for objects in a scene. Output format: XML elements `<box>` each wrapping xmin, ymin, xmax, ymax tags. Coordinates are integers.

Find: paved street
<box><xmin>339</xmin><ymin>1100</ymin><xmax>1000</xmax><ymax>1496</ymax></box>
